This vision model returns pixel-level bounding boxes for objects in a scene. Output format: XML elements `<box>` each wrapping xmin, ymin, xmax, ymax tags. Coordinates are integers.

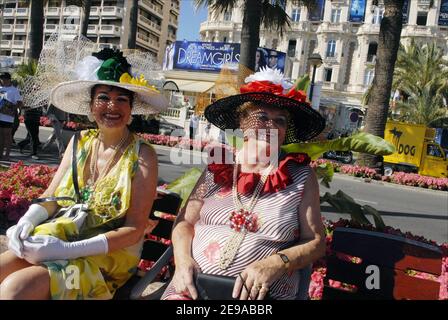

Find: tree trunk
<box><xmin>238</xmin><ymin>0</ymin><xmax>263</xmax><ymax>84</ymax></box>
<box><xmin>127</xmin><ymin>0</ymin><xmax>139</xmax><ymax>49</ymax></box>
<box><xmin>357</xmin><ymin>0</ymin><xmax>404</xmax><ymax>172</ymax></box>
<box><xmin>81</xmin><ymin>0</ymin><xmax>92</xmax><ymax>37</ymax></box>
<box><xmin>29</xmin><ymin>0</ymin><xmax>44</xmax><ymax>61</ymax></box>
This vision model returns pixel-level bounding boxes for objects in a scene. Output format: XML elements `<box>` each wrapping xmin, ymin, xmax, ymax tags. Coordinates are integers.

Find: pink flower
<box><xmin>203</xmin><ymin>241</ymin><xmax>220</xmax><ymax>265</ymax></box>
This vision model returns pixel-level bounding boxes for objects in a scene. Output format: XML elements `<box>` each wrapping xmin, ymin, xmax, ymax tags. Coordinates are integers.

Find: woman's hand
<box><xmin>233</xmin><ymin>255</ymin><xmax>286</xmax><ymax>300</ymax></box>
<box><xmin>171</xmin><ymin>255</ymin><xmax>201</xmax><ymax>299</ymax></box>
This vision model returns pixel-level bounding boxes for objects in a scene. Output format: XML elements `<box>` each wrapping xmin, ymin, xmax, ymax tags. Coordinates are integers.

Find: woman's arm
<box><xmin>38</xmin><ymin>136</ymin><xmax>75</xmax><ymax>216</ymax></box>
<box><xmin>169</xmin><ymin>170</ymin><xmax>208</xmax><ymax>299</ymax></box>
<box><xmin>104</xmin><ymin>143</ymin><xmax>158</xmax><ymax>252</ymax></box>
<box><xmin>274</xmin><ymin>169</ymin><xmax>326</xmax><ymax>269</ymax></box>
<box><xmin>234</xmin><ymin>169</ymin><xmax>326</xmax><ymax>300</ymax></box>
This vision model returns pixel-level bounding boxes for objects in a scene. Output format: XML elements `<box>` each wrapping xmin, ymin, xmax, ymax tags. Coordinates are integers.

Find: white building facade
<box><xmin>0</xmin><ymin>0</ymin><xmax>179</xmax><ymax>66</ymax></box>
<box><xmin>200</xmin><ymin>0</ymin><xmax>448</xmax><ymax>132</ymax></box>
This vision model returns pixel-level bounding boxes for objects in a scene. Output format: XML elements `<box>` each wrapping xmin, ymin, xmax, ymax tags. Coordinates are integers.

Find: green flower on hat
<box><xmin>93</xmin><ymin>48</ymin><xmax>131</xmax><ymax>82</ymax></box>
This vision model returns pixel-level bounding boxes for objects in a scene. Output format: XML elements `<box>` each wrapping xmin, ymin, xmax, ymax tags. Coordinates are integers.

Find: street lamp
<box><xmin>308</xmin><ymin>53</ymin><xmax>323</xmax><ymax>104</ymax></box>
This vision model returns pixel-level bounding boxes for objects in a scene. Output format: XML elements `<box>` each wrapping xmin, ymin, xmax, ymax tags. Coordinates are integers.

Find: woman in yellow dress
<box><xmin>0</xmin><ymin>47</ymin><xmax>168</xmax><ymax>299</ymax></box>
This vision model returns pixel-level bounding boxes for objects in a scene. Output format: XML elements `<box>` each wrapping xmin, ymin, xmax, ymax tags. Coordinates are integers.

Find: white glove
<box><xmin>22</xmin><ymin>234</ymin><xmax>109</xmax><ymax>264</ymax></box>
<box><xmin>6</xmin><ymin>204</ymin><xmax>49</xmax><ymax>258</ymax></box>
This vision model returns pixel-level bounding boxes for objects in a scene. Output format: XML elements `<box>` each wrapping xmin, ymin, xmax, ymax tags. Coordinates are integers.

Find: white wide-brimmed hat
<box><xmin>23</xmin><ymin>34</ymin><xmax>168</xmax><ymax>115</ymax></box>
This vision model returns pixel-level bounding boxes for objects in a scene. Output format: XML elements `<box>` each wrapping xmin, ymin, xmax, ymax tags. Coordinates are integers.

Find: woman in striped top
<box><xmin>163</xmin><ymin>67</ymin><xmax>327</xmax><ymax>300</ymax></box>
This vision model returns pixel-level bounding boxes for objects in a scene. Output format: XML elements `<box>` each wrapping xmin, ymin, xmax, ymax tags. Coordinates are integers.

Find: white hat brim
<box><xmin>49</xmin><ymin>80</ymin><xmax>168</xmax><ymax>116</ymax></box>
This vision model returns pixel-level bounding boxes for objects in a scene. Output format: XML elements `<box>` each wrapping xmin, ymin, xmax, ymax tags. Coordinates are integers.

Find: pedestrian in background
<box><xmin>0</xmin><ymin>72</ymin><xmax>23</xmax><ymax>161</ymax></box>
<box><xmin>18</xmin><ymin>107</ymin><xmax>42</xmax><ymax>160</ymax></box>
<box><xmin>41</xmin><ymin>104</ymin><xmax>66</xmax><ymax>159</ymax></box>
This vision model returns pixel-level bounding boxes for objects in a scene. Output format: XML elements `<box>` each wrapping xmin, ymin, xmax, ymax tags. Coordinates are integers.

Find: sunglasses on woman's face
<box><xmin>248</xmin><ymin>111</ymin><xmax>288</xmax><ymax>128</ymax></box>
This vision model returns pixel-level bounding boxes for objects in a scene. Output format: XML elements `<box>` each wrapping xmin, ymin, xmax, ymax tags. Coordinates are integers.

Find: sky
<box><xmin>177</xmin><ymin>1</ymin><xmax>208</xmax><ymax>41</ymax></box>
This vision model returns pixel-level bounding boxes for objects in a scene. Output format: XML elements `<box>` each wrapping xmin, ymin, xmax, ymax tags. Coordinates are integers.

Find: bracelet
<box><xmin>275</xmin><ymin>252</ymin><xmax>291</xmax><ymax>272</ymax></box>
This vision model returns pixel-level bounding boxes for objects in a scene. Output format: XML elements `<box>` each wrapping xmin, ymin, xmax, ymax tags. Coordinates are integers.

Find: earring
<box><xmin>87</xmin><ymin>112</ymin><xmax>95</xmax><ymax>122</ymax></box>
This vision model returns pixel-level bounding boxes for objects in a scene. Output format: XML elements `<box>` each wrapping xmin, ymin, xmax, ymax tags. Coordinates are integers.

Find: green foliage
<box><xmin>293</xmin><ymin>74</ymin><xmax>310</xmax><ymax>92</ymax></box>
<box><xmin>320</xmin><ymin>190</ymin><xmax>385</xmax><ymax>230</ymax></box>
<box><xmin>282</xmin><ymin>132</ymin><xmax>396</xmax><ymax>160</ymax></box>
<box><xmin>391</xmin><ymin>39</ymin><xmax>448</xmax><ymax>125</ymax></box>
<box><xmin>12</xmin><ymin>60</ymin><xmax>38</xmax><ymax>88</ymax></box>
<box><xmin>314</xmin><ymin>162</ymin><xmax>334</xmax><ymax>188</ymax></box>
<box><xmin>165</xmin><ymin>168</ymin><xmax>204</xmax><ymax>208</ymax></box>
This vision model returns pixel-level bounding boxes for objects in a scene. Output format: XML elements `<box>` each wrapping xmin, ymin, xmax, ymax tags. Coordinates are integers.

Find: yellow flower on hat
<box><xmin>119</xmin><ymin>72</ymin><xmax>159</xmax><ymax>92</ymax></box>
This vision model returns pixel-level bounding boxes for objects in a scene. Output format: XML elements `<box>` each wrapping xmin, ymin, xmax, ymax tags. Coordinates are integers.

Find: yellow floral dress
<box><xmin>32</xmin><ymin>129</ymin><xmax>152</xmax><ymax>300</ymax></box>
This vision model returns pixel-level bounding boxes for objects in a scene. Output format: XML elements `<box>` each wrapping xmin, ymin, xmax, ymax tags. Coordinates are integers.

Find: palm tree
<box><xmin>357</xmin><ymin>0</ymin><xmax>434</xmax><ymax>170</ymax></box>
<box><xmin>393</xmin><ymin>85</ymin><xmax>447</xmax><ymax>126</ymax></box>
<box><xmin>194</xmin><ymin>0</ymin><xmax>316</xmax><ymax>73</ymax></box>
<box><xmin>393</xmin><ymin>40</ymin><xmax>448</xmax><ymax>104</ymax></box>
<box><xmin>127</xmin><ymin>0</ymin><xmax>139</xmax><ymax>49</ymax></box>
<box><xmin>28</xmin><ymin>0</ymin><xmax>44</xmax><ymax>61</ymax></box>
<box><xmin>80</xmin><ymin>0</ymin><xmax>92</xmax><ymax>37</ymax></box>
<box><xmin>12</xmin><ymin>60</ymin><xmax>38</xmax><ymax>89</ymax></box>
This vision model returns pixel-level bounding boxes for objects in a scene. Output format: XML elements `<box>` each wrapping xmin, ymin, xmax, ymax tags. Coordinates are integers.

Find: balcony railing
<box><xmin>61</xmin><ymin>24</ymin><xmax>79</xmax><ymax>33</ymax></box>
<box><xmin>44</xmin><ymin>24</ymin><xmax>59</xmax><ymax>33</ymax></box>
<box><xmin>3</xmin><ymin>8</ymin><xmax>14</xmax><ymax>17</ymax></box>
<box><xmin>102</xmin><ymin>6</ymin><xmax>124</xmax><ymax>19</ymax></box>
<box><xmin>2</xmin><ymin>24</ymin><xmax>13</xmax><ymax>33</ymax></box>
<box><xmin>200</xmin><ymin>21</ymin><xmax>235</xmax><ymax>32</ymax></box>
<box><xmin>63</xmin><ymin>6</ymin><xmax>80</xmax><ymax>16</ymax></box>
<box><xmin>98</xmin><ymin>43</ymin><xmax>118</xmax><ymax>50</ymax></box>
<box><xmin>169</xmin><ymin>17</ymin><xmax>178</xmax><ymax>25</ymax></box>
<box><xmin>100</xmin><ymin>25</ymin><xmax>121</xmax><ymax>37</ymax></box>
<box><xmin>137</xmin><ymin>32</ymin><xmax>159</xmax><ymax>49</ymax></box>
<box><xmin>12</xmin><ymin>40</ymin><xmax>25</xmax><ymax>49</ymax></box>
<box><xmin>139</xmin><ymin>15</ymin><xmax>162</xmax><ymax>32</ymax></box>
<box><xmin>141</xmin><ymin>0</ymin><xmax>164</xmax><ymax>17</ymax></box>
<box><xmin>87</xmin><ymin>25</ymin><xmax>98</xmax><ymax>34</ymax></box>
<box><xmin>14</xmin><ymin>24</ymin><xmax>27</xmax><ymax>33</ymax></box>
<box><xmin>15</xmin><ymin>8</ymin><xmax>29</xmax><ymax>17</ymax></box>
<box><xmin>45</xmin><ymin>7</ymin><xmax>60</xmax><ymax>17</ymax></box>
<box><xmin>90</xmin><ymin>6</ymin><xmax>101</xmax><ymax>17</ymax></box>
<box><xmin>0</xmin><ymin>40</ymin><xmax>11</xmax><ymax>49</ymax></box>
<box><xmin>12</xmin><ymin>56</ymin><xmax>24</xmax><ymax>65</ymax></box>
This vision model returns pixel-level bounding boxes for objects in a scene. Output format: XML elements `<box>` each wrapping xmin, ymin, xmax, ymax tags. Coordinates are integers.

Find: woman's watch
<box><xmin>276</xmin><ymin>252</ymin><xmax>291</xmax><ymax>271</ymax></box>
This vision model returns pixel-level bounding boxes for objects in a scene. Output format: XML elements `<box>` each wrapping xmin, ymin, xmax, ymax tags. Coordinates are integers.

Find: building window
<box><xmin>223</xmin><ymin>10</ymin><xmax>232</xmax><ymax>21</ymax></box>
<box><xmin>372</xmin><ymin>8</ymin><xmax>384</xmax><ymax>25</ymax></box>
<box><xmin>291</xmin><ymin>8</ymin><xmax>300</xmax><ymax>22</ymax></box>
<box><xmin>223</xmin><ymin>36</ymin><xmax>227</xmax><ymax>42</ymax></box>
<box><xmin>324</xmin><ymin>68</ymin><xmax>333</xmax><ymax>82</ymax></box>
<box><xmin>326</xmin><ymin>40</ymin><xmax>336</xmax><ymax>58</ymax></box>
<box><xmin>288</xmin><ymin>39</ymin><xmax>297</xmax><ymax>57</ymax></box>
<box><xmin>367</xmin><ymin>42</ymin><xmax>377</xmax><ymax>62</ymax></box>
<box><xmin>330</xmin><ymin>9</ymin><xmax>341</xmax><ymax>23</ymax></box>
<box><xmin>416</xmin><ymin>11</ymin><xmax>428</xmax><ymax>26</ymax></box>
<box><xmin>364</xmin><ymin>69</ymin><xmax>375</xmax><ymax>86</ymax></box>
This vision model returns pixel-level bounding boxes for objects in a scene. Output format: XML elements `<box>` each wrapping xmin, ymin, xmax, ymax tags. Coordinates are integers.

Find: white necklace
<box><xmin>87</xmin><ymin>130</ymin><xmax>129</xmax><ymax>188</ymax></box>
<box><xmin>218</xmin><ymin>161</ymin><xmax>273</xmax><ymax>270</ymax></box>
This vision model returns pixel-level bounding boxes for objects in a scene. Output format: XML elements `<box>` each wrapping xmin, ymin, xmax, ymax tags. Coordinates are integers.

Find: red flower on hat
<box><xmin>240</xmin><ymin>80</ymin><xmax>309</xmax><ymax>105</ymax></box>
<box><xmin>240</xmin><ymin>81</ymin><xmax>284</xmax><ymax>96</ymax></box>
<box><xmin>285</xmin><ymin>88</ymin><xmax>308</xmax><ymax>103</ymax></box>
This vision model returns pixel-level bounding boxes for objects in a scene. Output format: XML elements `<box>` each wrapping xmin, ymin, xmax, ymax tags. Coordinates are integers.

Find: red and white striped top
<box><xmin>163</xmin><ymin>155</ymin><xmax>312</xmax><ymax>300</ymax></box>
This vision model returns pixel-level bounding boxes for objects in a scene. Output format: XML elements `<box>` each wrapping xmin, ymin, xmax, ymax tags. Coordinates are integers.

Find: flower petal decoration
<box><xmin>74</xmin><ymin>56</ymin><xmax>102</xmax><ymax>81</ymax></box>
<box><xmin>119</xmin><ymin>72</ymin><xmax>160</xmax><ymax>92</ymax></box>
<box><xmin>245</xmin><ymin>66</ymin><xmax>285</xmax><ymax>85</ymax></box>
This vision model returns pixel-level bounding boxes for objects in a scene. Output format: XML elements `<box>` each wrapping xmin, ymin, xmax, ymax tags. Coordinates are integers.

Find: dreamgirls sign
<box><xmin>163</xmin><ymin>41</ymin><xmax>286</xmax><ymax>73</ymax></box>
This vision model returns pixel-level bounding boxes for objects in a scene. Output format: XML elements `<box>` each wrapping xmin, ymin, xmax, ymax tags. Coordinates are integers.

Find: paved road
<box><xmin>3</xmin><ymin>125</ymin><xmax>447</xmax><ymax>244</ymax></box>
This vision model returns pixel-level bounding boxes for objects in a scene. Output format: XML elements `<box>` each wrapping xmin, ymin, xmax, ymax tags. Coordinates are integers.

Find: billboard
<box><xmin>349</xmin><ymin>0</ymin><xmax>366</xmax><ymax>23</ymax></box>
<box><xmin>308</xmin><ymin>0</ymin><xmax>325</xmax><ymax>21</ymax></box>
<box><xmin>163</xmin><ymin>41</ymin><xmax>286</xmax><ymax>73</ymax></box>
<box><xmin>439</xmin><ymin>0</ymin><xmax>448</xmax><ymax>26</ymax></box>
